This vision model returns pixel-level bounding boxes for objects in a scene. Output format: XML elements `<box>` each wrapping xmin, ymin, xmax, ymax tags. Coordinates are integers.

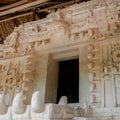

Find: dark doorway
<box><xmin>57</xmin><ymin>59</ymin><xmax>79</xmax><ymax>103</ymax></box>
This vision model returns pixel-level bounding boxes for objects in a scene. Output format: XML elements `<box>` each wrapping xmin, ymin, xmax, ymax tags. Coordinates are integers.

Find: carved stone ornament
<box><xmin>88</xmin><ymin>62</ymin><xmax>94</xmax><ymax>69</ymax></box>
<box><xmin>88</xmin><ymin>53</ymin><xmax>95</xmax><ymax>59</ymax></box>
<box><xmin>0</xmin><ymin>0</ymin><xmax>120</xmax><ymax>119</ymax></box>
<box><xmin>58</xmin><ymin>96</ymin><xmax>67</xmax><ymax>106</ymax></box>
<box><xmin>89</xmin><ymin>83</ymin><xmax>96</xmax><ymax>92</ymax></box>
<box><xmin>89</xmin><ymin>72</ymin><xmax>96</xmax><ymax>82</ymax></box>
<box><xmin>88</xmin><ymin>44</ymin><xmax>94</xmax><ymax>52</ymax></box>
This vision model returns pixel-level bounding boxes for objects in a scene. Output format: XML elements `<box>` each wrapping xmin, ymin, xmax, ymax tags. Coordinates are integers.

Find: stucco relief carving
<box><xmin>0</xmin><ymin>56</ymin><xmax>34</xmax><ymax>106</ymax></box>
<box><xmin>0</xmin><ymin>0</ymin><xmax>120</xmax><ymax>119</ymax></box>
<box><xmin>88</xmin><ymin>43</ymin><xmax>101</xmax><ymax>106</ymax></box>
<box><xmin>100</xmin><ymin>42</ymin><xmax>120</xmax><ymax>107</ymax></box>
<box><xmin>0</xmin><ymin>92</ymin><xmax>74</xmax><ymax>120</ymax></box>
<box><xmin>87</xmin><ymin>41</ymin><xmax>120</xmax><ymax>107</ymax></box>
<box><xmin>89</xmin><ymin>72</ymin><xmax>96</xmax><ymax>82</ymax></box>
<box><xmin>0</xmin><ymin>0</ymin><xmax>119</xmax><ymax>59</ymax></box>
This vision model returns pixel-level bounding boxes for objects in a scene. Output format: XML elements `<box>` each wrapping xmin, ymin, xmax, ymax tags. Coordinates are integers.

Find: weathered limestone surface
<box><xmin>0</xmin><ymin>92</ymin><xmax>73</xmax><ymax>120</ymax></box>
<box><xmin>0</xmin><ymin>0</ymin><xmax>120</xmax><ymax>119</ymax></box>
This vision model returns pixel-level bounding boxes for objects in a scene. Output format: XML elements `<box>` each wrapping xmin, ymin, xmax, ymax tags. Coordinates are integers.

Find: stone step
<box><xmin>73</xmin><ymin>117</ymin><xmax>99</xmax><ymax>120</ymax></box>
<box><xmin>73</xmin><ymin>117</ymin><xmax>87</xmax><ymax>120</ymax></box>
<box><xmin>73</xmin><ymin>116</ymin><xmax>119</xmax><ymax>120</ymax></box>
<box><xmin>73</xmin><ymin>117</ymin><xmax>109</xmax><ymax>120</ymax></box>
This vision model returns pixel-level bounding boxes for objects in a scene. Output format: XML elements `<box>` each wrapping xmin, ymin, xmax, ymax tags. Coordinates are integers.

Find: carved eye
<box><xmin>117</xmin><ymin>53</ymin><xmax>120</xmax><ymax>57</ymax></box>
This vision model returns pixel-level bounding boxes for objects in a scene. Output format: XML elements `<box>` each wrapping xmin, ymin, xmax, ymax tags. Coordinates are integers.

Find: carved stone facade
<box><xmin>0</xmin><ymin>0</ymin><xmax>120</xmax><ymax>119</ymax></box>
<box><xmin>0</xmin><ymin>55</ymin><xmax>34</xmax><ymax>105</ymax></box>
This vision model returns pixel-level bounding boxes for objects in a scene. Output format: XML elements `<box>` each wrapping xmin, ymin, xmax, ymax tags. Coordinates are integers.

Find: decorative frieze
<box><xmin>0</xmin><ymin>0</ymin><xmax>119</xmax><ymax>59</ymax></box>
<box><xmin>0</xmin><ymin>0</ymin><xmax>120</xmax><ymax>119</ymax></box>
<box><xmin>88</xmin><ymin>43</ymin><xmax>101</xmax><ymax>106</ymax></box>
<box><xmin>0</xmin><ymin>55</ymin><xmax>34</xmax><ymax>106</ymax></box>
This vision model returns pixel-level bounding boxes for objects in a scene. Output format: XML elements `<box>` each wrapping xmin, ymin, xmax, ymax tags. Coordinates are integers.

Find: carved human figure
<box><xmin>58</xmin><ymin>96</ymin><xmax>67</xmax><ymax>106</ymax></box>
<box><xmin>58</xmin><ymin>96</ymin><xmax>73</xmax><ymax>119</ymax></box>
<box><xmin>87</xmin><ymin>105</ymin><xmax>93</xmax><ymax>116</ymax></box>
<box><xmin>74</xmin><ymin>106</ymin><xmax>80</xmax><ymax>117</ymax></box>
<box><xmin>82</xmin><ymin>103</ymin><xmax>88</xmax><ymax>117</ymax></box>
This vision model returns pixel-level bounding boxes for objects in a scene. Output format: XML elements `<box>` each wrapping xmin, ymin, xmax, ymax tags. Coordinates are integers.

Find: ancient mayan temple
<box><xmin>0</xmin><ymin>0</ymin><xmax>120</xmax><ymax>119</ymax></box>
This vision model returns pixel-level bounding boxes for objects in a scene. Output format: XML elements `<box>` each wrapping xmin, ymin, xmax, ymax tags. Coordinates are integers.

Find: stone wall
<box><xmin>0</xmin><ymin>0</ymin><xmax>120</xmax><ymax>118</ymax></box>
<box><xmin>0</xmin><ymin>55</ymin><xmax>34</xmax><ymax>105</ymax></box>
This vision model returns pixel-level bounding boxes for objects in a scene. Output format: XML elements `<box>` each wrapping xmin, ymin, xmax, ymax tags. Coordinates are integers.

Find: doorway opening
<box><xmin>57</xmin><ymin>59</ymin><xmax>79</xmax><ymax>103</ymax></box>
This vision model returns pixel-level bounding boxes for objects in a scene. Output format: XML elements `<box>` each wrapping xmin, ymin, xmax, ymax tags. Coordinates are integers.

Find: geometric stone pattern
<box><xmin>0</xmin><ymin>0</ymin><xmax>120</xmax><ymax>119</ymax></box>
<box><xmin>0</xmin><ymin>0</ymin><xmax>119</xmax><ymax>59</ymax></box>
<box><xmin>0</xmin><ymin>55</ymin><xmax>34</xmax><ymax>106</ymax></box>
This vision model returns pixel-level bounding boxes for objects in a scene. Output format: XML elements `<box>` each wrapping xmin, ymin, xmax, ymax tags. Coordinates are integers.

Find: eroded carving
<box><xmin>0</xmin><ymin>56</ymin><xmax>34</xmax><ymax>106</ymax></box>
<box><xmin>0</xmin><ymin>0</ymin><xmax>120</xmax><ymax>120</ymax></box>
<box><xmin>88</xmin><ymin>62</ymin><xmax>95</xmax><ymax>69</ymax></box>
